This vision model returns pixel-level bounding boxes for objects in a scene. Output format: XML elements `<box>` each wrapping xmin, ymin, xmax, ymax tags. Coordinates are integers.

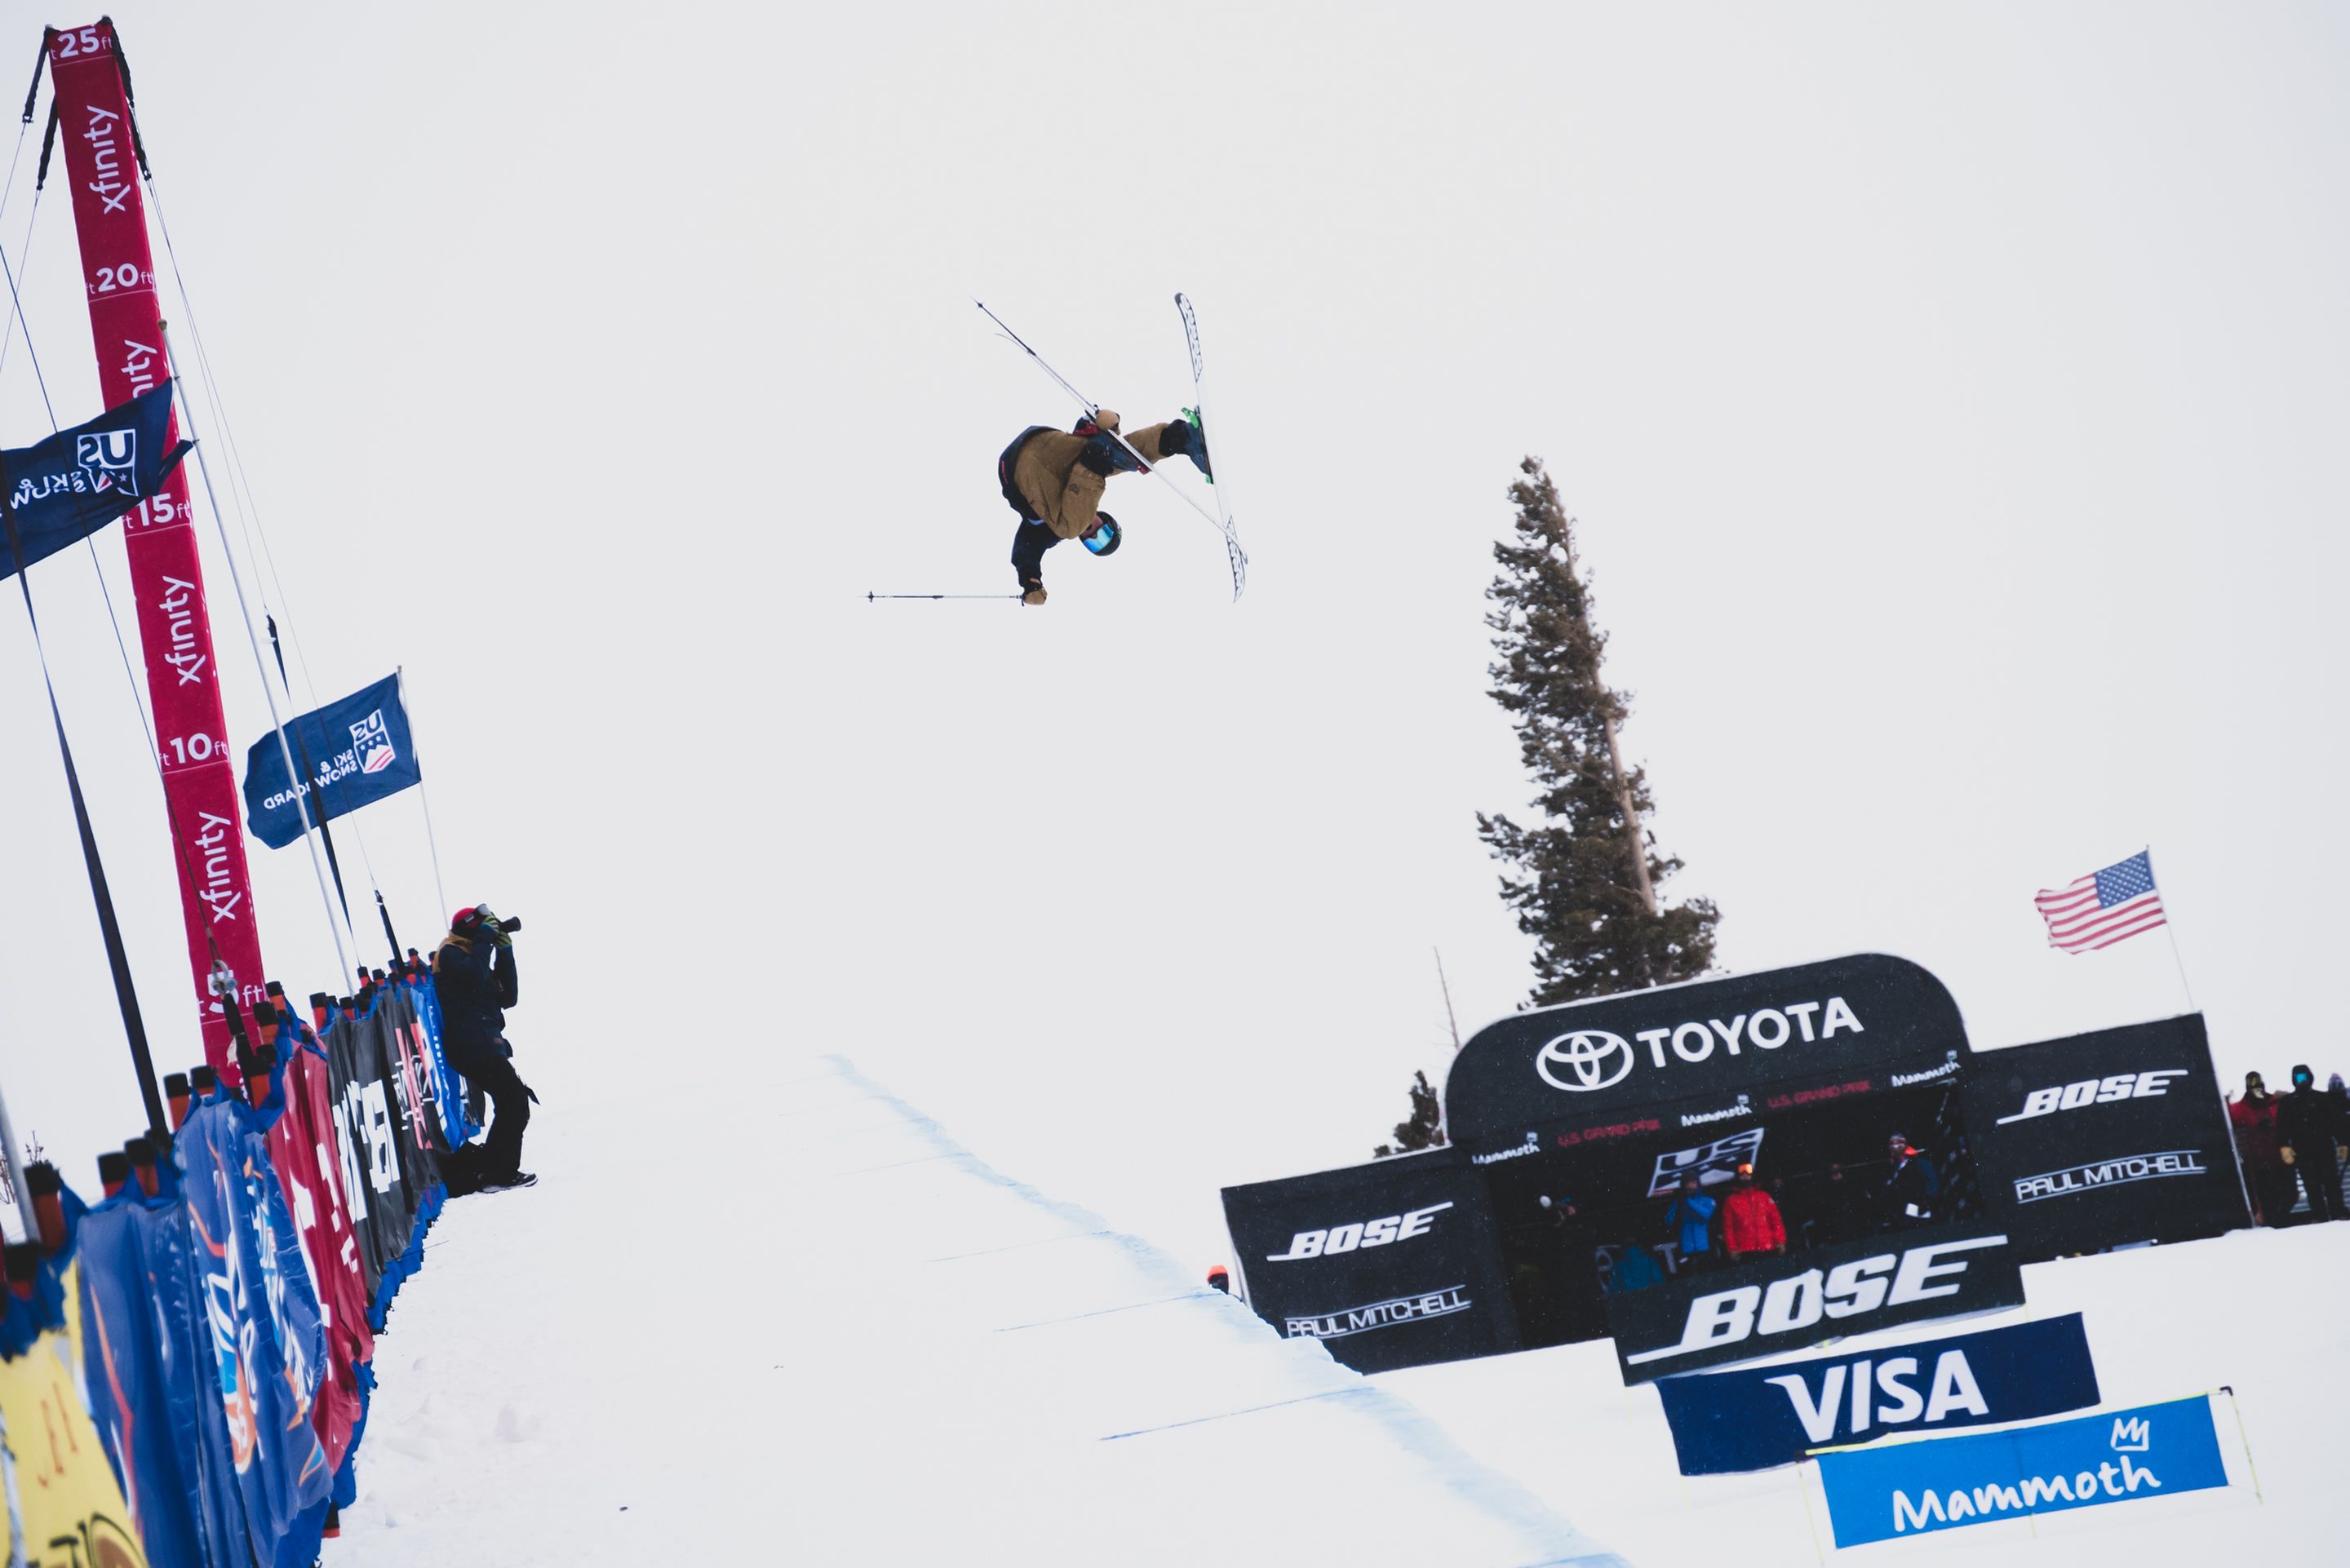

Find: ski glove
<box><xmin>1076</xmin><ymin>432</ymin><xmax>1144</xmax><ymax>478</ymax></box>
<box><xmin>1010</xmin><ymin>520</ymin><xmax>1060</xmax><ymax>591</ymax></box>
<box><xmin>1022</xmin><ymin>587</ymin><xmax>1048</xmax><ymax>606</ymax></box>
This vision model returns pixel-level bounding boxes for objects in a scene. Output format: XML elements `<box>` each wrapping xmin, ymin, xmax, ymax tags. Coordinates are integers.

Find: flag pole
<box><xmin>2146</xmin><ymin>846</ymin><xmax>2197</xmax><ymax>1012</ymax></box>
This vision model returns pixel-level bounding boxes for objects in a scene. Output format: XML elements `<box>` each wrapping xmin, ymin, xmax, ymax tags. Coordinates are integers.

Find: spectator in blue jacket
<box><xmin>1608</xmin><ymin>1243</ymin><xmax>1666</xmax><ymax>1292</ymax></box>
<box><xmin>1664</xmin><ymin>1174</ymin><xmax>1718</xmax><ymax>1272</ymax></box>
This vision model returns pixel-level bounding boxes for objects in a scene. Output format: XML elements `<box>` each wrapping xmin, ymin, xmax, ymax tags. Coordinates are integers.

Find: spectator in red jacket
<box><xmin>2229</xmin><ymin>1071</ymin><xmax>2297</xmax><ymax>1227</ymax></box>
<box><xmin>1719</xmin><ymin>1163</ymin><xmax>1788</xmax><ymax>1260</ymax></box>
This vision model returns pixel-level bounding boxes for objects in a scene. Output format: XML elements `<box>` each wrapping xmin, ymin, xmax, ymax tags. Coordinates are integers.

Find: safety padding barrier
<box><xmin>1</xmin><ymin>968</ymin><xmax>478</xmax><ymax>1567</ymax></box>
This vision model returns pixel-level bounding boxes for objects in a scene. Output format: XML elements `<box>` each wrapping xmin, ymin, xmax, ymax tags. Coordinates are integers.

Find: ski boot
<box><xmin>1177</xmin><ymin>408</ymin><xmax>1213</xmax><ymax>481</ymax></box>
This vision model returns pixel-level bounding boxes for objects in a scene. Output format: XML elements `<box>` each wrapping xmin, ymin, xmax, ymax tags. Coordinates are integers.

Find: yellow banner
<box><xmin>0</xmin><ymin>1282</ymin><xmax>150</xmax><ymax>1568</ymax></box>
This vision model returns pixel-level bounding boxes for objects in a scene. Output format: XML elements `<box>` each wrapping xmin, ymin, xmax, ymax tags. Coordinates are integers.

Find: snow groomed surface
<box><xmin>331</xmin><ymin>1053</ymin><xmax>1627</xmax><ymax>1566</ymax></box>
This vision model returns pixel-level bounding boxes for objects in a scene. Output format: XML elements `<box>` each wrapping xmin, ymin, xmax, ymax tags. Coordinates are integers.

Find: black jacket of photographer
<box><xmin>436</xmin><ymin>933</ymin><xmax>518</xmax><ymax>1075</ymax></box>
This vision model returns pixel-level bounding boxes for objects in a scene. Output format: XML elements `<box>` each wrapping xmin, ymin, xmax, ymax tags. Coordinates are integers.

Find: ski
<box><xmin>974</xmin><ymin>298</ymin><xmax>1243</xmax><ymax>602</ymax></box>
<box><xmin>1176</xmin><ymin>292</ymin><xmax>1248</xmax><ymax>601</ymax></box>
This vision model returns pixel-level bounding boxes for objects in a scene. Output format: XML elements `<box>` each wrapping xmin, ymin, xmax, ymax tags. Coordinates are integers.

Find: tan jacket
<box><xmin>1009</xmin><ymin>410</ymin><xmax>1182</xmax><ymax>539</ymax></box>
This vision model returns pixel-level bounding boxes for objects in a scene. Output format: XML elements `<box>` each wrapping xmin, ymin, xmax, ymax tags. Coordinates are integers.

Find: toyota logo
<box><xmin>1536</xmin><ymin>1030</ymin><xmax>1635</xmax><ymax>1092</ymax></box>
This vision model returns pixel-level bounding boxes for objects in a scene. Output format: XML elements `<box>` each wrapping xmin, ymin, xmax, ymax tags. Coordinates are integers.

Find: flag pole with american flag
<box><xmin>2033</xmin><ymin>848</ymin><xmax>2196</xmax><ymax>1006</ymax></box>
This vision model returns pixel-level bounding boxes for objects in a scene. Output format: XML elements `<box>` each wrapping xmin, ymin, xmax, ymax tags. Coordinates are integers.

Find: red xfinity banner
<box><xmin>50</xmin><ymin>19</ymin><xmax>268</xmax><ymax>1074</ymax></box>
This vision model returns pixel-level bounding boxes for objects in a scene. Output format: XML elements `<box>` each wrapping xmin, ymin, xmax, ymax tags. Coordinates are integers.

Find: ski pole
<box><xmin>973</xmin><ymin>299</ymin><xmax>1228</xmax><ymax>538</ymax></box>
<box><xmin>866</xmin><ymin>591</ymin><xmax>1022</xmax><ymax>602</ymax></box>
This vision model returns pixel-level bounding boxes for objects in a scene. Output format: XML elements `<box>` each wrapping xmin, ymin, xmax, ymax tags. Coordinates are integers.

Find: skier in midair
<box><xmin>995</xmin><ymin>409</ymin><xmax>1208</xmax><ymax>605</ymax></box>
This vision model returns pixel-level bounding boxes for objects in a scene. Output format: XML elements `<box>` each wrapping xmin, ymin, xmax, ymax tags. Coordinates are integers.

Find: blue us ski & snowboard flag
<box><xmin>0</xmin><ymin>383</ymin><xmax>190</xmax><ymax>578</ymax></box>
<box><xmin>242</xmin><ymin>672</ymin><xmax>422</xmax><ymax>848</ymax></box>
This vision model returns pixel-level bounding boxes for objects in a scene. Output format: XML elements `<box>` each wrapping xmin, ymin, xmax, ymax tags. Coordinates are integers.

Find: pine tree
<box><xmin>1477</xmin><ymin>458</ymin><xmax>1718</xmax><ymax>1005</ymax></box>
<box><xmin>1372</xmin><ymin>1070</ymin><xmax>1444</xmax><ymax>1159</ymax></box>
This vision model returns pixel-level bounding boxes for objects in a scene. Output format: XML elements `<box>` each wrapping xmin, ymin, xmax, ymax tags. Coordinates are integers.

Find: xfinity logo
<box><xmin>1285</xmin><ymin>1287</ymin><xmax>1470</xmax><ymax>1340</ymax></box>
<box><xmin>1266</xmin><ymin>1202</ymin><xmax>1453</xmax><ymax>1262</ymax></box>
<box><xmin>2014</xmin><ymin>1151</ymin><xmax>2206</xmax><ymax>1204</ymax></box>
<box><xmin>1995</xmin><ymin>1070</ymin><xmax>2188</xmax><ymax>1125</ymax></box>
<box><xmin>1535</xmin><ymin>998</ymin><xmax>1864</xmax><ymax>1094</ymax></box>
<box><xmin>1626</xmin><ymin>1234</ymin><xmax>2008</xmax><ymax>1366</ymax></box>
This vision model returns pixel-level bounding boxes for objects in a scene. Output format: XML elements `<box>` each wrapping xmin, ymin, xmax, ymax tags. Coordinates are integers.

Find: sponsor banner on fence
<box><xmin>1603</xmin><ymin>1223</ymin><xmax>2025</xmax><ymax>1384</ymax></box>
<box><xmin>323</xmin><ymin>990</ymin><xmax>446</xmax><ymax>1317</ymax></box>
<box><xmin>1962</xmin><ymin>1014</ymin><xmax>2247</xmax><ymax>1261</ymax></box>
<box><xmin>1444</xmin><ymin>953</ymin><xmax>1967</xmax><ymax>1145</ymax></box>
<box><xmin>1656</xmin><ymin>1313</ymin><xmax>2100</xmax><ymax>1474</ymax></box>
<box><xmin>1221</xmin><ymin>1150</ymin><xmax>1519</xmax><ymax>1373</ymax></box>
<box><xmin>265</xmin><ymin>1030</ymin><xmax>375</xmax><ymax>1477</ymax></box>
<box><xmin>178</xmin><ymin>1098</ymin><xmax>335</xmax><ymax>1562</ymax></box>
<box><xmin>0</xmin><ymin>1318</ymin><xmax>155</xmax><ymax>1568</ymax></box>
<box><xmin>77</xmin><ymin>1196</ymin><xmax>218</xmax><ymax>1568</ymax></box>
<box><xmin>1816</xmin><ymin>1394</ymin><xmax>2229</xmax><ymax>1547</ymax></box>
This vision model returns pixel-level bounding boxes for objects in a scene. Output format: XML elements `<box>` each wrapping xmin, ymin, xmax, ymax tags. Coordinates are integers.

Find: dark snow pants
<box><xmin>2297</xmin><ymin>1152</ymin><xmax>2347</xmax><ymax>1222</ymax></box>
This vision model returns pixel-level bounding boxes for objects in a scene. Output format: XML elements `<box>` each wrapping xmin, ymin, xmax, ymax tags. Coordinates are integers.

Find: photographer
<box><xmin>437</xmin><ymin>904</ymin><xmax>535</xmax><ymax>1194</ymax></box>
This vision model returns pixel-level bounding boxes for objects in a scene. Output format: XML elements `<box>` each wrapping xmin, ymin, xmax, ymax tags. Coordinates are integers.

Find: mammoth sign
<box><xmin>1444</xmin><ymin>954</ymin><xmax>1969</xmax><ymax>1147</ymax></box>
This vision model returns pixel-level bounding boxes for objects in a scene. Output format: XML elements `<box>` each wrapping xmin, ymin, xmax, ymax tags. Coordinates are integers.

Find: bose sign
<box><xmin>1266</xmin><ymin>1203</ymin><xmax>1452</xmax><ymax>1262</ymax></box>
<box><xmin>1961</xmin><ymin>1015</ymin><xmax>2248</xmax><ymax>1262</ymax></box>
<box><xmin>1218</xmin><ymin>1165</ymin><xmax>1520</xmax><ymax>1374</ymax></box>
<box><xmin>1995</xmin><ymin>1070</ymin><xmax>2187</xmax><ymax>1125</ymax></box>
<box><xmin>1604</xmin><ymin>1225</ymin><xmax>2027</xmax><ymax>1384</ymax></box>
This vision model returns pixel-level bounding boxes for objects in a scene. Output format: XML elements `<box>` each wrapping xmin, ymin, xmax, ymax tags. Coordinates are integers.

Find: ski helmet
<box><xmin>1082</xmin><ymin>512</ymin><xmax>1121</xmax><ymax>556</ymax></box>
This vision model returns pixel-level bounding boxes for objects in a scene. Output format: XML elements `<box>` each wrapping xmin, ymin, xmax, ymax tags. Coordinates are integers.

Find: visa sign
<box><xmin>1654</xmin><ymin>1315</ymin><xmax>2101</xmax><ymax>1474</ymax></box>
<box><xmin>1817</xmin><ymin>1395</ymin><xmax>2230</xmax><ymax>1548</ymax></box>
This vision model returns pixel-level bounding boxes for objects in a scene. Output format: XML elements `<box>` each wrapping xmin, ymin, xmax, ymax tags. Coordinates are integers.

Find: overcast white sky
<box><xmin>0</xmin><ymin>3</ymin><xmax>2344</xmax><ymax>1272</ymax></box>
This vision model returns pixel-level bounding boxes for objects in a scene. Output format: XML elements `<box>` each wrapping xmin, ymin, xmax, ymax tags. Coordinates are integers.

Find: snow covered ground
<box><xmin>331</xmin><ymin>1052</ymin><xmax>1624</xmax><ymax>1566</ymax></box>
<box><xmin>332</xmin><ymin>1034</ymin><xmax>2349</xmax><ymax>1566</ymax></box>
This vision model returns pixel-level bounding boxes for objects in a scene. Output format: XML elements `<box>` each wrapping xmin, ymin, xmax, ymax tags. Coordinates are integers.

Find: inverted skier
<box><xmin>995</xmin><ymin>409</ymin><xmax>1209</xmax><ymax>605</ymax></box>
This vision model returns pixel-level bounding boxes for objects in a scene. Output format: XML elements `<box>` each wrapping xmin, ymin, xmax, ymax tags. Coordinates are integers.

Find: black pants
<box><xmin>2298</xmin><ymin>1154</ymin><xmax>2347</xmax><ymax>1222</ymax></box>
<box><xmin>2250</xmin><ymin>1163</ymin><xmax>2301</xmax><ymax>1227</ymax></box>
<box><xmin>452</xmin><ymin>1050</ymin><xmax>532</xmax><ymax>1178</ymax></box>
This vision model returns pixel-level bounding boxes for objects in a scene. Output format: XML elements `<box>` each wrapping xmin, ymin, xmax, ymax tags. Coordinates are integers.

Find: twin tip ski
<box><xmin>1175</xmin><ymin>292</ymin><xmax>1247</xmax><ymax>602</ymax></box>
<box><xmin>975</xmin><ymin>296</ymin><xmax>1247</xmax><ymax>603</ymax></box>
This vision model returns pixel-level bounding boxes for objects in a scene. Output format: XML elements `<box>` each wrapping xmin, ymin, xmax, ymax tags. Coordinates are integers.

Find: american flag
<box><xmin>2034</xmin><ymin>851</ymin><xmax>2168</xmax><ymax>953</ymax></box>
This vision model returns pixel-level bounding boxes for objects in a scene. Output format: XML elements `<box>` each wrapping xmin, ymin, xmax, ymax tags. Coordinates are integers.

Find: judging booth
<box><xmin>1222</xmin><ymin>954</ymin><xmax>2249</xmax><ymax>1379</ymax></box>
